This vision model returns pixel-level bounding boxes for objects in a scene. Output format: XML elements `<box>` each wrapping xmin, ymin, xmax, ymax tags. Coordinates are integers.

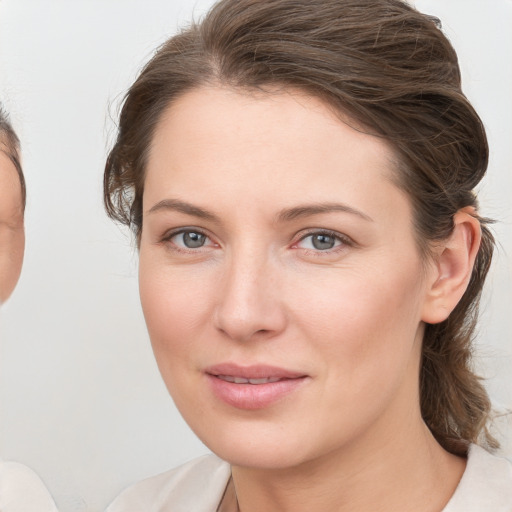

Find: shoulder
<box><xmin>0</xmin><ymin>461</ymin><xmax>58</xmax><ymax>512</ymax></box>
<box><xmin>443</xmin><ymin>444</ymin><xmax>512</xmax><ymax>512</ymax></box>
<box><xmin>106</xmin><ymin>454</ymin><xmax>231</xmax><ymax>512</ymax></box>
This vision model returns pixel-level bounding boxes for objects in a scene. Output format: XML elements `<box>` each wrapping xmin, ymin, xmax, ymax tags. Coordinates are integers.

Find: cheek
<box><xmin>290</xmin><ymin>261</ymin><xmax>425</xmax><ymax>382</ymax></box>
<box><xmin>138</xmin><ymin>258</ymin><xmax>214</xmax><ymax>367</ymax></box>
<box><xmin>138</xmin><ymin>261</ymin><xmax>218</xmax><ymax>415</ymax></box>
<box><xmin>281</xmin><ymin>262</ymin><xmax>426</xmax><ymax>448</ymax></box>
<box><xmin>0</xmin><ymin>227</ymin><xmax>24</xmax><ymax>302</ymax></box>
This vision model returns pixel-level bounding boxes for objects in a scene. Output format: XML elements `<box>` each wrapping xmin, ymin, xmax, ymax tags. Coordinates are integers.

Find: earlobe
<box><xmin>421</xmin><ymin>209</ymin><xmax>481</xmax><ymax>324</ymax></box>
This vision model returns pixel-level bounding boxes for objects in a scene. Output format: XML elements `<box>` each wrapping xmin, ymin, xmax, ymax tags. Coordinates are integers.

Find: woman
<box><xmin>104</xmin><ymin>0</ymin><xmax>512</xmax><ymax>510</ymax></box>
<box><xmin>0</xmin><ymin>105</ymin><xmax>58</xmax><ymax>511</ymax></box>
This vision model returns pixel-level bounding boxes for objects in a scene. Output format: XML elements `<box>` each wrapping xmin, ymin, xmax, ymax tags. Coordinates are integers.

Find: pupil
<box><xmin>312</xmin><ymin>234</ymin><xmax>335</xmax><ymax>250</ymax></box>
<box><xmin>183</xmin><ymin>232</ymin><xmax>205</xmax><ymax>248</ymax></box>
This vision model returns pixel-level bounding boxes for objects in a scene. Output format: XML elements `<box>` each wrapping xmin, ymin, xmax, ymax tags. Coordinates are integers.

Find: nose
<box><xmin>213</xmin><ymin>250</ymin><xmax>287</xmax><ymax>343</ymax></box>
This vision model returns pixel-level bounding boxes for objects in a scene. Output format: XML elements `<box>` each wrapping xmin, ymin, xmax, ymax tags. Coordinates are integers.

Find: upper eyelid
<box><xmin>162</xmin><ymin>226</ymin><xmax>211</xmax><ymax>240</ymax></box>
<box><xmin>158</xmin><ymin>227</ymin><xmax>215</xmax><ymax>249</ymax></box>
<box><xmin>295</xmin><ymin>228</ymin><xmax>353</xmax><ymax>244</ymax></box>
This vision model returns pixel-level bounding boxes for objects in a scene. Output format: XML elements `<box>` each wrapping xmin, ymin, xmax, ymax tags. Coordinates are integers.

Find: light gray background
<box><xmin>0</xmin><ymin>1</ymin><xmax>510</xmax><ymax>511</ymax></box>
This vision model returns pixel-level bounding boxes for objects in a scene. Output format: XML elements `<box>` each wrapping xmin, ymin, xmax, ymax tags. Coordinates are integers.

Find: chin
<box><xmin>187</xmin><ymin>416</ymin><xmax>327</xmax><ymax>470</ymax></box>
<box><xmin>212</xmin><ymin>439</ymin><xmax>311</xmax><ymax>470</ymax></box>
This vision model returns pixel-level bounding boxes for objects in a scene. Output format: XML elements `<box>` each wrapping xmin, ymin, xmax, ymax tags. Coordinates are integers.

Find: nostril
<box><xmin>214</xmin><ymin>307</ymin><xmax>286</xmax><ymax>343</ymax></box>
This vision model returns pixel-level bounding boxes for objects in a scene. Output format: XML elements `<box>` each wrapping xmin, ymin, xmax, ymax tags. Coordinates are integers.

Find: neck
<box><xmin>230</xmin><ymin>406</ymin><xmax>465</xmax><ymax>512</ymax></box>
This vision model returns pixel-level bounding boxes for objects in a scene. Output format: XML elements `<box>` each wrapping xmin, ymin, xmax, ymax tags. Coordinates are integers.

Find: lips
<box><xmin>206</xmin><ymin>363</ymin><xmax>306</xmax><ymax>380</ymax></box>
<box><xmin>205</xmin><ymin>363</ymin><xmax>308</xmax><ymax>410</ymax></box>
<box><xmin>216</xmin><ymin>375</ymin><xmax>282</xmax><ymax>384</ymax></box>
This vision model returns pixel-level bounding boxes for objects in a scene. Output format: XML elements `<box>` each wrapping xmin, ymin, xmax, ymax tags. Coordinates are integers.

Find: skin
<box><xmin>139</xmin><ymin>86</ymin><xmax>480</xmax><ymax>511</ymax></box>
<box><xmin>0</xmin><ymin>148</ymin><xmax>24</xmax><ymax>304</ymax></box>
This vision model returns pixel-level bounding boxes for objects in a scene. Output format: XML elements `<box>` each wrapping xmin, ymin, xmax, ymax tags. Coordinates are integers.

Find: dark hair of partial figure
<box><xmin>104</xmin><ymin>0</ymin><xmax>496</xmax><ymax>453</ymax></box>
<box><xmin>0</xmin><ymin>104</ymin><xmax>25</xmax><ymax>211</ymax></box>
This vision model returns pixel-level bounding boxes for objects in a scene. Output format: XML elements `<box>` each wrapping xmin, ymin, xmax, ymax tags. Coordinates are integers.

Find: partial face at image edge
<box><xmin>0</xmin><ymin>147</ymin><xmax>25</xmax><ymax>304</ymax></box>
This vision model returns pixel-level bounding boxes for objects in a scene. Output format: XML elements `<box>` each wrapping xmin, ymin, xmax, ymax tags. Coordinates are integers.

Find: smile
<box><xmin>205</xmin><ymin>364</ymin><xmax>308</xmax><ymax>410</ymax></box>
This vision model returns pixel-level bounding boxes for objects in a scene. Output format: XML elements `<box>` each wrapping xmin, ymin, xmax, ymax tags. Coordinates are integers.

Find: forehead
<box><xmin>144</xmin><ymin>86</ymin><xmax>409</xmax><ymax>222</ymax></box>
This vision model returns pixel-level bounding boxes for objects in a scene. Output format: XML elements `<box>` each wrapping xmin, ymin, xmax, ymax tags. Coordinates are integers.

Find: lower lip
<box><xmin>206</xmin><ymin>374</ymin><xmax>308</xmax><ymax>410</ymax></box>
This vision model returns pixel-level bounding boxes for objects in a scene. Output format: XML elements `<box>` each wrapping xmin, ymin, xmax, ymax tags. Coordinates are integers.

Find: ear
<box><xmin>421</xmin><ymin>208</ymin><xmax>481</xmax><ymax>324</ymax></box>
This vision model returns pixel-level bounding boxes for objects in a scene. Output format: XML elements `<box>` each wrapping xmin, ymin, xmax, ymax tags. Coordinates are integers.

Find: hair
<box><xmin>104</xmin><ymin>0</ymin><xmax>496</xmax><ymax>453</ymax></box>
<box><xmin>0</xmin><ymin>104</ymin><xmax>26</xmax><ymax>212</ymax></box>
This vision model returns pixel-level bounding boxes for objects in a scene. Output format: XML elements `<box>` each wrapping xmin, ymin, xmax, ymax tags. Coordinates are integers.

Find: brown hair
<box><xmin>104</xmin><ymin>0</ymin><xmax>496</xmax><ymax>453</ymax></box>
<box><xmin>0</xmin><ymin>104</ymin><xmax>26</xmax><ymax>212</ymax></box>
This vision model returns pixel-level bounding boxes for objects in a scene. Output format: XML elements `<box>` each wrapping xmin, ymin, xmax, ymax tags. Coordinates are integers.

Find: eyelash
<box><xmin>161</xmin><ymin>227</ymin><xmax>216</xmax><ymax>253</ymax></box>
<box><xmin>160</xmin><ymin>228</ymin><xmax>353</xmax><ymax>255</ymax></box>
<box><xmin>292</xmin><ymin>229</ymin><xmax>353</xmax><ymax>255</ymax></box>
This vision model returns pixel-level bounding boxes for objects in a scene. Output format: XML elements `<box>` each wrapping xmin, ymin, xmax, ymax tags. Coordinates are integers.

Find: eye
<box><xmin>295</xmin><ymin>231</ymin><xmax>347</xmax><ymax>252</ymax></box>
<box><xmin>166</xmin><ymin>229</ymin><xmax>214</xmax><ymax>250</ymax></box>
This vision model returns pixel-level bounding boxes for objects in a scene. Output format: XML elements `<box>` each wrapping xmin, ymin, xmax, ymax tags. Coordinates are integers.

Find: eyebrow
<box><xmin>277</xmin><ymin>203</ymin><xmax>373</xmax><ymax>223</ymax></box>
<box><xmin>147</xmin><ymin>199</ymin><xmax>219</xmax><ymax>221</ymax></box>
<box><xmin>147</xmin><ymin>198</ymin><xmax>373</xmax><ymax>223</ymax></box>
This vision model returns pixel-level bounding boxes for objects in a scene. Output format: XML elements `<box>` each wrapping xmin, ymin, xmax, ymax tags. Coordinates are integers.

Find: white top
<box><xmin>106</xmin><ymin>444</ymin><xmax>512</xmax><ymax>512</ymax></box>
<box><xmin>0</xmin><ymin>461</ymin><xmax>58</xmax><ymax>512</ymax></box>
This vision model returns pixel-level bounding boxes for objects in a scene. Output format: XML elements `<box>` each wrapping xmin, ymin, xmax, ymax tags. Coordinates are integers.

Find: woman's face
<box><xmin>0</xmin><ymin>150</ymin><xmax>24</xmax><ymax>304</ymax></box>
<box><xmin>139</xmin><ymin>86</ymin><xmax>436</xmax><ymax>469</ymax></box>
